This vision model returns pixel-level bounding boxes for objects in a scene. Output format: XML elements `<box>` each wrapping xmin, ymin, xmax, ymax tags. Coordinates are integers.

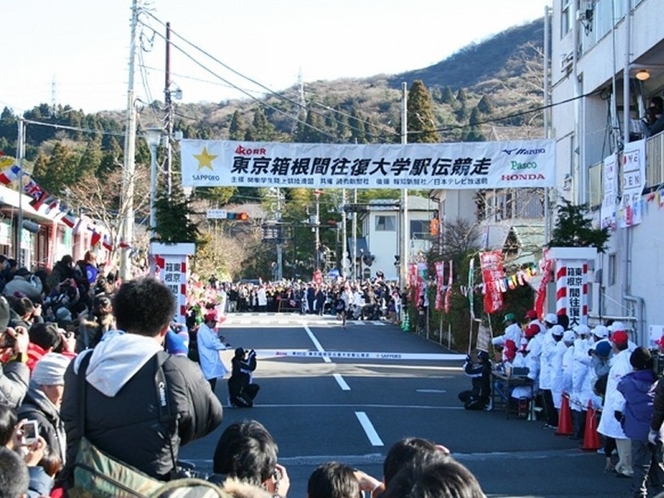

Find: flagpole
<box><xmin>16</xmin><ymin>118</ymin><xmax>25</xmax><ymax>264</ymax></box>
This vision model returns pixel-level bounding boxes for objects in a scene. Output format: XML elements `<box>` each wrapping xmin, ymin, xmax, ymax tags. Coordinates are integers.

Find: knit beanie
<box><xmin>31</xmin><ymin>353</ymin><xmax>71</xmax><ymax>386</ymax></box>
<box><xmin>594</xmin><ymin>341</ymin><xmax>612</xmax><ymax>358</ymax></box>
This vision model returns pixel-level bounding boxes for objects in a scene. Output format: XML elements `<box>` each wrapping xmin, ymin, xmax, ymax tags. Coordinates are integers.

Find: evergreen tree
<box><xmin>477</xmin><ymin>95</ymin><xmax>495</xmax><ymax>115</ymax></box>
<box><xmin>78</xmin><ymin>138</ymin><xmax>103</xmax><ymax>178</ymax></box>
<box><xmin>229</xmin><ymin>110</ymin><xmax>244</xmax><ymax>140</ymax></box>
<box><xmin>463</xmin><ymin>107</ymin><xmax>486</xmax><ymax>142</ymax></box>
<box><xmin>547</xmin><ymin>199</ymin><xmax>610</xmax><ymax>252</ymax></box>
<box><xmin>441</xmin><ymin>86</ymin><xmax>455</xmax><ymax>104</ymax></box>
<box><xmin>154</xmin><ymin>183</ymin><xmax>200</xmax><ymax>243</ymax></box>
<box><xmin>456</xmin><ymin>88</ymin><xmax>468</xmax><ymax>102</ymax></box>
<box><xmin>407</xmin><ymin>80</ymin><xmax>439</xmax><ymax>143</ymax></box>
<box><xmin>348</xmin><ymin>109</ymin><xmax>367</xmax><ymax>144</ymax></box>
<box><xmin>335</xmin><ymin>106</ymin><xmax>351</xmax><ymax>141</ymax></box>
<box><xmin>35</xmin><ymin>142</ymin><xmax>78</xmax><ymax>194</ymax></box>
<box><xmin>248</xmin><ymin>107</ymin><xmax>277</xmax><ymax>141</ymax></box>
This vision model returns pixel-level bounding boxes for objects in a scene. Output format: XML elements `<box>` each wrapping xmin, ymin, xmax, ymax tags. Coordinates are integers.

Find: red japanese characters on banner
<box><xmin>479</xmin><ymin>251</ymin><xmax>505</xmax><ymax>314</ymax></box>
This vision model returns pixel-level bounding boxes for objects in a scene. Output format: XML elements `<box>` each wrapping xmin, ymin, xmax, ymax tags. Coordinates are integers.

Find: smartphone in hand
<box><xmin>22</xmin><ymin>420</ymin><xmax>39</xmax><ymax>446</ymax></box>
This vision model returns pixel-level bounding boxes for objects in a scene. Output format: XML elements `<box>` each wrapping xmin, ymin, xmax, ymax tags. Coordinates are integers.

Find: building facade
<box><xmin>549</xmin><ymin>0</ymin><xmax>664</xmax><ymax>344</ymax></box>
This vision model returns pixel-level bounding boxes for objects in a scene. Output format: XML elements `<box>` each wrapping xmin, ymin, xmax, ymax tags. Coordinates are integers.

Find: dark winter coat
<box><xmin>18</xmin><ymin>383</ymin><xmax>67</xmax><ymax>464</ymax></box>
<box><xmin>61</xmin><ymin>333</ymin><xmax>223</xmax><ymax>481</ymax></box>
<box><xmin>617</xmin><ymin>368</ymin><xmax>657</xmax><ymax>441</ymax></box>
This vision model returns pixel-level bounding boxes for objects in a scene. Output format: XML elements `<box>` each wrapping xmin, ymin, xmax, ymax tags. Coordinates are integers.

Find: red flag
<box><xmin>479</xmin><ymin>251</ymin><xmax>505</xmax><ymax>314</ymax></box>
<box><xmin>444</xmin><ymin>260</ymin><xmax>453</xmax><ymax>314</ymax></box>
<box><xmin>60</xmin><ymin>211</ymin><xmax>78</xmax><ymax>229</ymax></box>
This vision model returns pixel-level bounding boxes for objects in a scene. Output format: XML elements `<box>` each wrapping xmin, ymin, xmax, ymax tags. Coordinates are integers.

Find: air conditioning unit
<box><xmin>560</xmin><ymin>52</ymin><xmax>574</xmax><ymax>72</ymax></box>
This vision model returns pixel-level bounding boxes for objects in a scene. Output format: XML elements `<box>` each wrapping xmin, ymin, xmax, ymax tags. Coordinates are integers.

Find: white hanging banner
<box><xmin>180</xmin><ymin>139</ymin><xmax>556</xmax><ymax>190</ymax></box>
<box><xmin>600</xmin><ymin>153</ymin><xmax>617</xmax><ymax>231</ymax></box>
<box><xmin>618</xmin><ymin>139</ymin><xmax>646</xmax><ymax>228</ymax></box>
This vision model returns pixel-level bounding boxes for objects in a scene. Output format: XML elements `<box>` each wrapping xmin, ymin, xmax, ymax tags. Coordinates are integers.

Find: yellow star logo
<box><xmin>194</xmin><ymin>147</ymin><xmax>217</xmax><ymax>171</ymax></box>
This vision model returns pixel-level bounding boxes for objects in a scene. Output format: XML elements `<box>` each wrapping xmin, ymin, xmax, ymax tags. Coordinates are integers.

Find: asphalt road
<box><xmin>180</xmin><ymin>314</ymin><xmax>633</xmax><ymax>498</ymax></box>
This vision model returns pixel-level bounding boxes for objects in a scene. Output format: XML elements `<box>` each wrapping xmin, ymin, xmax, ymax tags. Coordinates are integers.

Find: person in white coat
<box><xmin>196</xmin><ymin>312</ymin><xmax>230</xmax><ymax>392</ymax></box>
<box><xmin>492</xmin><ymin>313</ymin><xmax>522</xmax><ymax>348</ymax></box>
<box><xmin>539</xmin><ymin>317</ymin><xmax>562</xmax><ymax>429</ymax></box>
<box><xmin>256</xmin><ymin>286</ymin><xmax>268</xmax><ymax>313</ymax></box>
<box><xmin>551</xmin><ymin>330</ymin><xmax>574</xmax><ymax>411</ymax></box>
<box><xmin>570</xmin><ymin>324</ymin><xmax>593</xmax><ymax>441</ymax></box>
<box><xmin>597</xmin><ymin>330</ymin><xmax>634</xmax><ymax>478</ymax></box>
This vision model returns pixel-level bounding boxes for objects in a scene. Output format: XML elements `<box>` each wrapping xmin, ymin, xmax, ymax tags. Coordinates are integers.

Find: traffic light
<box><xmin>227</xmin><ymin>212</ymin><xmax>249</xmax><ymax>221</ymax></box>
<box><xmin>394</xmin><ymin>255</ymin><xmax>401</xmax><ymax>267</ymax></box>
<box><xmin>362</xmin><ymin>253</ymin><xmax>375</xmax><ymax>267</ymax></box>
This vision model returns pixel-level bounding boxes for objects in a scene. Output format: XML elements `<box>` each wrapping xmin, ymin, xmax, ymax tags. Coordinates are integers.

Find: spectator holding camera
<box><xmin>228</xmin><ymin>347</ymin><xmax>259</xmax><ymax>407</ymax></box>
<box><xmin>0</xmin><ymin>296</ymin><xmax>30</xmax><ymax>409</ymax></box>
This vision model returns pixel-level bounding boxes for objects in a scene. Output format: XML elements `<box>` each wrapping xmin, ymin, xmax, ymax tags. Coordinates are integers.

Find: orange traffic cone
<box><xmin>581</xmin><ymin>401</ymin><xmax>601</xmax><ymax>451</ymax></box>
<box><xmin>556</xmin><ymin>393</ymin><xmax>574</xmax><ymax>436</ymax></box>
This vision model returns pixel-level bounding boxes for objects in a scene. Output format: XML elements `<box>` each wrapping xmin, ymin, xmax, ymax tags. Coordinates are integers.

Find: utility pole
<box><xmin>16</xmin><ymin>118</ymin><xmax>25</xmax><ymax>264</ymax></box>
<box><xmin>275</xmin><ymin>188</ymin><xmax>283</xmax><ymax>280</ymax></box>
<box><xmin>313</xmin><ymin>189</ymin><xmax>321</xmax><ymax>270</ymax></box>
<box><xmin>119</xmin><ymin>0</ymin><xmax>139</xmax><ymax>282</ymax></box>
<box><xmin>341</xmin><ymin>187</ymin><xmax>348</xmax><ymax>277</ymax></box>
<box><xmin>164</xmin><ymin>22</ymin><xmax>174</xmax><ymax>197</ymax></box>
<box><xmin>352</xmin><ymin>188</ymin><xmax>358</xmax><ymax>281</ymax></box>
<box><xmin>400</xmin><ymin>82</ymin><xmax>408</xmax><ymax>290</ymax></box>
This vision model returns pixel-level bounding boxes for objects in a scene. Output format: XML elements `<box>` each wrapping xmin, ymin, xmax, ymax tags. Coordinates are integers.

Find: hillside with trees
<box><xmin>0</xmin><ymin>18</ymin><xmax>545</xmax><ymax>280</ymax></box>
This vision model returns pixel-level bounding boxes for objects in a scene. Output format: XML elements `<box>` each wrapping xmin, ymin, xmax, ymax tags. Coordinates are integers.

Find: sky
<box><xmin>2</xmin><ymin>0</ymin><xmax>551</xmax><ymax>114</ymax></box>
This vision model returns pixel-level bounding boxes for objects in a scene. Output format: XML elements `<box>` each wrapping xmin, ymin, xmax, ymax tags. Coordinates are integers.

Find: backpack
<box><xmin>69</xmin><ymin>351</ymin><xmax>208</xmax><ymax>497</ymax></box>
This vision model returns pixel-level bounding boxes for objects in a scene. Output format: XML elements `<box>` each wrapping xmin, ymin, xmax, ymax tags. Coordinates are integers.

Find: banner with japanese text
<box><xmin>181</xmin><ymin>139</ymin><xmax>556</xmax><ymax>190</ymax></box>
<box><xmin>618</xmin><ymin>139</ymin><xmax>646</xmax><ymax>228</ymax></box>
<box><xmin>600</xmin><ymin>153</ymin><xmax>617</xmax><ymax>231</ymax></box>
<box><xmin>479</xmin><ymin>251</ymin><xmax>505</xmax><ymax>313</ymax></box>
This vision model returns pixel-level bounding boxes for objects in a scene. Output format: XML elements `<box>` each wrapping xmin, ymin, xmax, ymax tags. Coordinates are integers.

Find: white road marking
<box><xmin>416</xmin><ymin>389</ymin><xmax>446</xmax><ymax>393</ymax></box>
<box><xmin>304</xmin><ymin>325</ymin><xmax>331</xmax><ymax>363</ymax></box>
<box><xmin>333</xmin><ymin>373</ymin><xmax>351</xmax><ymax>390</ymax></box>
<box><xmin>355</xmin><ymin>411</ymin><xmax>384</xmax><ymax>446</ymax></box>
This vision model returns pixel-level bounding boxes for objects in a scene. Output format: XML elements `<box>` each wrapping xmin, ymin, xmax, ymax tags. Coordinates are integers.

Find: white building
<box><xmin>354</xmin><ymin>195</ymin><xmax>437</xmax><ymax>281</ymax></box>
<box><xmin>549</xmin><ymin>0</ymin><xmax>664</xmax><ymax>344</ymax></box>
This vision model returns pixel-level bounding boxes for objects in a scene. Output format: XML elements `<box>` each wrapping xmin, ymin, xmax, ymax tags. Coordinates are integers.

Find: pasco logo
<box><xmin>511</xmin><ymin>160</ymin><xmax>538</xmax><ymax>171</ymax></box>
<box><xmin>235</xmin><ymin>145</ymin><xmax>268</xmax><ymax>156</ymax></box>
<box><xmin>502</xmin><ymin>147</ymin><xmax>546</xmax><ymax>156</ymax></box>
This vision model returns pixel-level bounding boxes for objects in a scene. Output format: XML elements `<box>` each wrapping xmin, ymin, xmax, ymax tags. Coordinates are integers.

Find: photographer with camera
<box><xmin>228</xmin><ymin>348</ymin><xmax>259</xmax><ymax>408</ymax></box>
<box><xmin>0</xmin><ymin>296</ymin><xmax>30</xmax><ymax>409</ymax></box>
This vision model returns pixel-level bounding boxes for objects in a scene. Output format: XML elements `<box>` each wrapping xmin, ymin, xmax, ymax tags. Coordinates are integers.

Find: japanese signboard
<box><xmin>556</xmin><ymin>261</ymin><xmax>588</xmax><ymax>327</ymax></box>
<box><xmin>180</xmin><ymin>139</ymin><xmax>556</xmax><ymax>190</ymax></box>
<box><xmin>151</xmin><ymin>243</ymin><xmax>196</xmax><ymax>325</ymax></box>
<box><xmin>618</xmin><ymin>139</ymin><xmax>646</xmax><ymax>228</ymax></box>
<box><xmin>479</xmin><ymin>251</ymin><xmax>505</xmax><ymax>314</ymax></box>
<box><xmin>600</xmin><ymin>153</ymin><xmax>617</xmax><ymax>231</ymax></box>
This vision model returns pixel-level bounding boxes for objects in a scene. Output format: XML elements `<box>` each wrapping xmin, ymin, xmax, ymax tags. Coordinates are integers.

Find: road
<box><xmin>180</xmin><ymin>313</ymin><xmax>632</xmax><ymax>498</ymax></box>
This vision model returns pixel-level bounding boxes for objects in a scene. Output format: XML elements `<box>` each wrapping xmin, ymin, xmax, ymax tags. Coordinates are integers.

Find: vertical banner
<box><xmin>555</xmin><ymin>260</ymin><xmax>588</xmax><ymax>327</ymax></box>
<box><xmin>600</xmin><ymin>153</ymin><xmax>617</xmax><ymax>231</ymax></box>
<box><xmin>535</xmin><ymin>253</ymin><xmax>553</xmax><ymax>316</ymax></box>
<box><xmin>618</xmin><ymin>139</ymin><xmax>646</xmax><ymax>228</ymax></box>
<box><xmin>434</xmin><ymin>261</ymin><xmax>445</xmax><ymax>311</ymax></box>
<box><xmin>444</xmin><ymin>260</ymin><xmax>453</xmax><ymax>314</ymax></box>
<box><xmin>156</xmin><ymin>255</ymin><xmax>188</xmax><ymax>324</ymax></box>
<box><xmin>479</xmin><ymin>251</ymin><xmax>505</xmax><ymax>314</ymax></box>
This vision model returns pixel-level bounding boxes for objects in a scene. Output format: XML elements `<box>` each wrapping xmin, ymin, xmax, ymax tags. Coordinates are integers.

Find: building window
<box><xmin>375</xmin><ymin>215</ymin><xmax>396</xmax><ymax>232</ymax></box>
<box><xmin>561</xmin><ymin>0</ymin><xmax>573</xmax><ymax>37</ymax></box>
<box><xmin>608</xmin><ymin>253</ymin><xmax>616</xmax><ymax>286</ymax></box>
<box><xmin>410</xmin><ymin>220</ymin><xmax>428</xmax><ymax>240</ymax></box>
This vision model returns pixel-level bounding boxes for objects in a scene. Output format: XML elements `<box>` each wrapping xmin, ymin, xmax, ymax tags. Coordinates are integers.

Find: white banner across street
<box><xmin>180</xmin><ymin>139</ymin><xmax>556</xmax><ymax>190</ymax></box>
<box><xmin>253</xmin><ymin>350</ymin><xmax>466</xmax><ymax>361</ymax></box>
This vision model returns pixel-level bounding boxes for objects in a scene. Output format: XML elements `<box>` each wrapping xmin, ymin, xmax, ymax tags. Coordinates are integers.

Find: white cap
<box><xmin>573</xmin><ymin>324</ymin><xmax>590</xmax><ymax>336</ymax></box>
<box><xmin>608</xmin><ymin>321</ymin><xmax>626</xmax><ymax>332</ymax></box>
<box><xmin>592</xmin><ymin>325</ymin><xmax>609</xmax><ymax>338</ymax></box>
<box><xmin>563</xmin><ymin>330</ymin><xmax>576</xmax><ymax>343</ymax></box>
<box><xmin>550</xmin><ymin>325</ymin><xmax>565</xmax><ymax>337</ymax></box>
<box><xmin>544</xmin><ymin>313</ymin><xmax>558</xmax><ymax>325</ymax></box>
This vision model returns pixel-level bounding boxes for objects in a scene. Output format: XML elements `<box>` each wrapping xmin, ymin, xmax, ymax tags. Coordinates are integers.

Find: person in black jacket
<box><xmin>228</xmin><ymin>348</ymin><xmax>259</xmax><ymax>407</ymax></box>
<box><xmin>60</xmin><ymin>277</ymin><xmax>223</xmax><ymax>483</ymax></box>
<box><xmin>458</xmin><ymin>350</ymin><xmax>492</xmax><ymax>410</ymax></box>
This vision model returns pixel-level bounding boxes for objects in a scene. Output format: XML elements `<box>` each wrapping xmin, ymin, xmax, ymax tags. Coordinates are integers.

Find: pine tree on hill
<box><xmin>441</xmin><ymin>86</ymin><xmax>456</xmax><ymax>104</ymax></box>
<box><xmin>229</xmin><ymin>110</ymin><xmax>244</xmax><ymax>140</ymax></box>
<box><xmin>407</xmin><ymin>80</ymin><xmax>439</xmax><ymax>143</ymax></box>
<box><xmin>477</xmin><ymin>95</ymin><xmax>495</xmax><ymax>115</ymax></box>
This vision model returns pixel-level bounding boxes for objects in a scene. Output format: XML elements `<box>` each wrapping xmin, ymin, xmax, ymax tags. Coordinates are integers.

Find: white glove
<box><xmin>648</xmin><ymin>429</ymin><xmax>659</xmax><ymax>445</ymax></box>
